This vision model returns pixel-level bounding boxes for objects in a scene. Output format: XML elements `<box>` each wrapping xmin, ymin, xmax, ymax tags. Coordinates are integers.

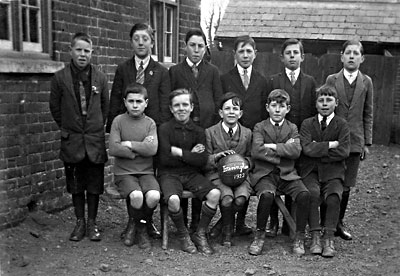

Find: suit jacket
<box><xmin>266</xmin><ymin>70</ymin><xmax>317</xmax><ymax>128</ymax></box>
<box><xmin>325</xmin><ymin>69</ymin><xmax>373</xmax><ymax>152</ymax></box>
<box><xmin>251</xmin><ymin>119</ymin><xmax>302</xmax><ymax>185</ymax></box>
<box><xmin>221</xmin><ymin>66</ymin><xmax>268</xmax><ymax>129</ymax></box>
<box><xmin>106</xmin><ymin>57</ymin><xmax>171</xmax><ymax>132</ymax></box>
<box><xmin>49</xmin><ymin>63</ymin><xmax>109</xmax><ymax>164</ymax></box>
<box><xmin>169</xmin><ymin>59</ymin><xmax>223</xmax><ymax>129</ymax></box>
<box><xmin>204</xmin><ymin>122</ymin><xmax>253</xmax><ymax>180</ymax></box>
<box><xmin>299</xmin><ymin>115</ymin><xmax>350</xmax><ymax>182</ymax></box>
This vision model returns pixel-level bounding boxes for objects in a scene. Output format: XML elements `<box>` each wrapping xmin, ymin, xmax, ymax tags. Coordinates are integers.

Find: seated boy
<box><xmin>204</xmin><ymin>92</ymin><xmax>253</xmax><ymax>246</ymax></box>
<box><xmin>299</xmin><ymin>85</ymin><xmax>350</xmax><ymax>257</ymax></box>
<box><xmin>249</xmin><ymin>89</ymin><xmax>310</xmax><ymax>256</ymax></box>
<box><xmin>109</xmin><ymin>83</ymin><xmax>160</xmax><ymax>250</ymax></box>
<box><xmin>157</xmin><ymin>89</ymin><xmax>221</xmax><ymax>255</ymax></box>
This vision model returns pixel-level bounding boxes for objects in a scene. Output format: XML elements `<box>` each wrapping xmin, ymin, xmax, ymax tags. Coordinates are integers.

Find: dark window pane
<box><xmin>0</xmin><ymin>4</ymin><xmax>9</xmax><ymax>40</ymax></box>
<box><xmin>22</xmin><ymin>7</ymin><xmax>27</xmax><ymax>41</ymax></box>
<box><xmin>29</xmin><ymin>9</ymin><xmax>38</xmax><ymax>42</ymax></box>
<box><xmin>29</xmin><ymin>0</ymin><xmax>38</xmax><ymax>6</ymax></box>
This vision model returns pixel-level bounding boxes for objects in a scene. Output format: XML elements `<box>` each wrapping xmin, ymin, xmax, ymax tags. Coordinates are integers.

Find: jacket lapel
<box><xmin>213</xmin><ymin>123</ymin><xmax>229</xmax><ymax>150</ymax></box>
<box><xmin>278</xmin><ymin>120</ymin><xmax>292</xmax><ymax>142</ymax></box>
<box><xmin>312</xmin><ymin>116</ymin><xmax>323</xmax><ymax>140</ymax></box>
<box><xmin>350</xmin><ymin>72</ymin><xmax>366</xmax><ymax>108</ymax></box>
<box><xmin>230</xmin><ymin>67</ymin><xmax>246</xmax><ymax>97</ymax></box>
<box><xmin>299</xmin><ymin>71</ymin><xmax>307</xmax><ymax>104</ymax></box>
<box><xmin>278</xmin><ymin>72</ymin><xmax>286</xmax><ymax>89</ymax></box>
<box><xmin>335</xmin><ymin>69</ymin><xmax>349</xmax><ymax>107</ymax></box>
<box><xmin>63</xmin><ymin>64</ymin><xmax>80</xmax><ymax>114</ymax></box>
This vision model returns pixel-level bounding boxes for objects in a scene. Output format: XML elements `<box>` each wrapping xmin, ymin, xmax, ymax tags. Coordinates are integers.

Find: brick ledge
<box><xmin>0</xmin><ymin>58</ymin><xmax>65</xmax><ymax>74</ymax></box>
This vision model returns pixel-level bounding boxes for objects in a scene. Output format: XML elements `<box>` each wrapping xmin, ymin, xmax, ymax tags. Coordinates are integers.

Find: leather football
<box><xmin>217</xmin><ymin>154</ymin><xmax>249</xmax><ymax>187</ymax></box>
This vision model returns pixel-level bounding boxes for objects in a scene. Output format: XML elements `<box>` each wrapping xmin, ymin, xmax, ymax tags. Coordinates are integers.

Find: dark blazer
<box><xmin>169</xmin><ymin>59</ymin><xmax>223</xmax><ymax>129</ymax></box>
<box><xmin>325</xmin><ymin>69</ymin><xmax>373</xmax><ymax>152</ymax></box>
<box><xmin>221</xmin><ymin>66</ymin><xmax>268</xmax><ymax>129</ymax></box>
<box><xmin>299</xmin><ymin>115</ymin><xmax>350</xmax><ymax>182</ymax></box>
<box><xmin>266</xmin><ymin>70</ymin><xmax>317</xmax><ymax>128</ymax></box>
<box><xmin>204</xmin><ymin>122</ymin><xmax>253</xmax><ymax>180</ymax></box>
<box><xmin>49</xmin><ymin>64</ymin><xmax>109</xmax><ymax>164</ymax></box>
<box><xmin>106</xmin><ymin>57</ymin><xmax>171</xmax><ymax>132</ymax></box>
<box><xmin>251</xmin><ymin>119</ymin><xmax>302</xmax><ymax>185</ymax></box>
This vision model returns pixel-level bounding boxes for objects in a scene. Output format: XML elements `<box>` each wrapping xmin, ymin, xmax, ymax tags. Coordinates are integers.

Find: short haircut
<box><xmin>234</xmin><ymin>35</ymin><xmax>256</xmax><ymax>51</ymax></box>
<box><xmin>129</xmin><ymin>23</ymin><xmax>155</xmax><ymax>42</ymax></box>
<box><xmin>316</xmin><ymin>84</ymin><xmax>338</xmax><ymax>99</ymax></box>
<box><xmin>71</xmin><ymin>32</ymin><xmax>92</xmax><ymax>47</ymax></box>
<box><xmin>280</xmin><ymin>38</ymin><xmax>304</xmax><ymax>55</ymax></box>
<box><xmin>124</xmin><ymin>83</ymin><xmax>148</xmax><ymax>99</ymax></box>
<box><xmin>267</xmin><ymin>89</ymin><xmax>291</xmax><ymax>105</ymax></box>
<box><xmin>169</xmin><ymin>88</ymin><xmax>193</xmax><ymax>105</ymax></box>
<box><xmin>219</xmin><ymin>92</ymin><xmax>243</xmax><ymax>110</ymax></box>
<box><xmin>185</xmin><ymin>28</ymin><xmax>207</xmax><ymax>45</ymax></box>
<box><xmin>341</xmin><ymin>39</ymin><xmax>364</xmax><ymax>55</ymax></box>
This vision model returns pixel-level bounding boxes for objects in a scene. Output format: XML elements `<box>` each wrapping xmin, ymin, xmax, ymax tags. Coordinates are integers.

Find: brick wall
<box><xmin>178</xmin><ymin>0</ymin><xmax>202</xmax><ymax>61</ymax></box>
<box><xmin>0</xmin><ymin>0</ymin><xmax>200</xmax><ymax>229</ymax></box>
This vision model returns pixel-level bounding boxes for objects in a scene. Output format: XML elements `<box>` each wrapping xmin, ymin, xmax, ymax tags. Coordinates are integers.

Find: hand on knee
<box><xmin>129</xmin><ymin>191</ymin><xmax>143</xmax><ymax>209</ymax></box>
<box><xmin>168</xmin><ymin>195</ymin><xmax>181</xmax><ymax>213</ymax></box>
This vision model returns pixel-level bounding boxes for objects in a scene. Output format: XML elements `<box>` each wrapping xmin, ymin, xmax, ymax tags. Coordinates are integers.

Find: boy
<box><xmin>265</xmin><ymin>38</ymin><xmax>317</xmax><ymax>237</ymax></box>
<box><xmin>49</xmin><ymin>32</ymin><xmax>109</xmax><ymax>242</ymax></box>
<box><xmin>217</xmin><ymin>35</ymin><xmax>267</xmax><ymax>238</ymax></box>
<box><xmin>204</xmin><ymin>92</ymin><xmax>253</xmax><ymax>246</ymax></box>
<box><xmin>157</xmin><ymin>89</ymin><xmax>221</xmax><ymax>255</ymax></box>
<box><xmin>249</xmin><ymin>89</ymin><xmax>310</xmax><ymax>256</ymax></box>
<box><xmin>109</xmin><ymin>84</ymin><xmax>160</xmax><ymax>250</ymax></box>
<box><xmin>107</xmin><ymin>23</ymin><xmax>170</xmax><ymax>238</ymax></box>
<box><xmin>299</xmin><ymin>85</ymin><xmax>350</xmax><ymax>257</ymax></box>
<box><xmin>325</xmin><ymin>39</ymin><xmax>373</xmax><ymax>240</ymax></box>
<box><xmin>169</xmin><ymin>28</ymin><xmax>223</xmax><ymax>232</ymax></box>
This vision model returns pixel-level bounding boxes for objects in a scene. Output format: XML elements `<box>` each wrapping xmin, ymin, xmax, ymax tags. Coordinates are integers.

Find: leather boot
<box><xmin>143</xmin><ymin>203</ymin><xmax>161</xmax><ymax>239</ymax></box>
<box><xmin>87</xmin><ymin>219</ymin><xmax>101</xmax><ymax>241</ymax></box>
<box><xmin>123</xmin><ymin>218</ymin><xmax>136</xmax><ymax>246</ymax></box>
<box><xmin>248</xmin><ymin>230</ymin><xmax>265</xmax><ymax>256</ymax></box>
<box><xmin>220</xmin><ymin>205</ymin><xmax>234</xmax><ymax>246</ymax></box>
<box><xmin>265</xmin><ymin>218</ymin><xmax>278</xmax><ymax>238</ymax></box>
<box><xmin>209</xmin><ymin>218</ymin><xmax>223</xmax><ymax>239</ymax></box>
<box><xmin>137</xmin><ymin>221</ymin><xmax>152</xmax><ymax>250</ymax></box>
<box><xmin>221</xmin><ymin>225</ymin><xmax>233</xmax><ymax>247</ymax></box>
<box><xmin>335</xmin><ymin>190</ymin><xmax>352</xmax><ymax>240</ymax></box>
<box><xmin>310</xmin><ymin>231</ymin><xmax>322</xmax><ymax>254</ymax></box>
<box><xmin>322</xmin><ymin>237</ymin><xmax>335</xmax><ymax>257</ymax></box>
<box><xmin>292</xmin><ymin>232</ymin><xmax>305</xmax><ymax>256</ymax></box>
<box><xmin>235</xmin><ymin>199</ymin><xmax>252</xmax><ymax>236</ymax></box>
<box><xmin>170</xmin><ymin>209</ymin><xmax>197</xmax><ymax>254</ymax></box>
<box><xmin>192</xmin><ymin>203</ymin><xmax>216</xmax><ymax>255</ymax></box>
<box><xmin>190</xmin><ymin>198</ymin><xmax>201</xmax><ymax>233</ymax></box>
<box><xmin>69</xmin><ymin>218</ymin><xmax>86</xmax><ymax>242</ymax></box>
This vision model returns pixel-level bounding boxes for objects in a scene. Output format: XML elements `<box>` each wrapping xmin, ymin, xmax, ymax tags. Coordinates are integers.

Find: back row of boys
<box><xmin>49</xmin><ymin>23</ymin><xmax>373</xmax><ymax>258</ymax></box>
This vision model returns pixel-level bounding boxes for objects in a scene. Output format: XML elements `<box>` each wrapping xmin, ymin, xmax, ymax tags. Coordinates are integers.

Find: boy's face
<box><xmin>316</xmin><ymin>95</ymin><xmax>338</xmax><ymax>117</ymax></box>
<box><xmin>266</xmin><ymin>101</ymin><xmax>290</xmax><ymax>123</ymax></box>
<box><xmin>185</xmin><ymin>35</ymin><xmax>206</xmax><ymax>64</ymax></box>
<box><xmin>124</xmin><ymin>93</ymin><xmax>148</xmax><ymax>118</ymax></box>
<box><xmin>70</xmin><ymin>39</ymin><xmax>92</xmax><ymax>69</ymax></box>
<box><xmin>281</xmin><ymin>43</ymin><xmax>304</xmax><ymax>71</ymax></box>
<box><xmin>131</xmin><ymin>29</ymin><xmax>153</xmax><ymax>59</ymax></box>
<box><xmin>219</xmin><ymin>99</ymin><xmax>243</xmax><ymax>127</ymax></box>
<box><xmin>341</xmin><ymin>44</ymin><xmax>364</xmax><ymax>73</ymax></box>
<box><xmin>234</xmin><ymin>42</ymin><xmax>256</xmax><ymax>69</ymax></box>
<box><xmin>170</xmin><ymin>94</ymin><xmax>193</xmax><ymax>124</ymax></box>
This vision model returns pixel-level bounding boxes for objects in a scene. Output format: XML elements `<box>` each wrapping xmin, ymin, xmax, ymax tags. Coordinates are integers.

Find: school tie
<box><xmin>136</xmin><ymin>61</ymin><xmax>145</xmax><ymax>84</ymax></box>
<box><xmin>79</xmin><ymin>81</ymin><xmax>87</xmax><ymax>115</ymax></box>
<box><xmin>321</xmin><ymin>116</ymin><xmax>327</xmax><ymax>131</ymax></box>
<box><xmin>243</xmin><ymin>68</ymin><xmax>249</xmax><ymax>90</ymax></box>
<box><xmin>192</xmin><ymin>64</ymin><xmax>199</xmax><ymax>79</ymax></box>
<box><xmin>290</xmin><ymin>71</ymin><xmax>296</xmax><ymax>86</ymax></box>
<box><xmin>228</xmin><ymin>127</ymin><xmax>233</xmax><ymax>137</ymax></box>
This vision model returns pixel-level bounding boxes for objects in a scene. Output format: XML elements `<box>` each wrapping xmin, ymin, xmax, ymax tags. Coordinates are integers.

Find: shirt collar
<box><xmin>221</xmin><ymin>121</ymin><xmax>238</xmax><ymax>134</ymax></box>
<box><xmin>173</xmin><ymin>118</ymin><xmax>195</xmax><ymax>130</ymax></box>
<box><xmin>343</xmin><ymin>69</ymin><xmax>358</xmax><ymax>84</ymax></box>
<box><xmin>135</xmin><ymin>55</ymin><xmax>150</xmax><ymax>70</ymax></box>
<box><xmin>270</xmin><ymin>118</ymin><xmax>284</xmax><ymax>126</ymax></box>
<box><xmin>285</xmin><ymin>67</ymin><xmax>300</xmax><ymax>80</ymax></box>
<box><xmin>237</xmin><ymin>64</ymin><xmax>252</xmax><ymax>76</ymax></box>
<box><xmin>318</xmin><ymin>112</ymin><xmax>335</xmax><ymax>126</ymax></box>
<box><xmin>186</xmin><ymin>57</ymin><xmax>201</xmax><ymax>68</ymax></box>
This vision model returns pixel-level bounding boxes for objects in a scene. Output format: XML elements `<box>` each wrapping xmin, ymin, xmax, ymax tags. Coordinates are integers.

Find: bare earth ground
<box><xmin>1</xmin><ymin>144</ymin><xmax>399</xmax><ymax>276</ymax></box>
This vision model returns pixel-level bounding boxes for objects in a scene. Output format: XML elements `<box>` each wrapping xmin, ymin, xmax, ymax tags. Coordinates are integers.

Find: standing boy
<box><xmin>169</xmin><ymin>28</ymin><xmax>223</xmax><ymax>231</ymax></box>
<box><xmin>204</xmin><ymin>92</ymin><xmax>253</xmax><ymax>246</ymax></box>
<box><xmin>49</xmin><ymin>32</ymin><xmax>109</xmax><ymax>242</ymax></box>
<box><xmin>265</xmin><ymin>38</ymin><xmax>317</xmax><ymax>237</ymax></box>
<box><xmin>299</xmin><ymin>85</ymin><xmax>350</xmax><ymax>257</ymax></box>
<box><xmin>325</xmin><ymin>39</ymin><xmax>373</xmax><ymax>240</ymax></box>
<box><xmin>109</xmin><ymin>84</ymin><xmax>160</xmax><ymax>250</ymax></box>
<box><xmin>249</xmin><ymin>89</ymin><xmax>310</xmax><ymax>256</ymax></box>
<box><xmin>157</xmin><ymin>89</ymin><xmax>221</xmax><ymax>255</ymax></box>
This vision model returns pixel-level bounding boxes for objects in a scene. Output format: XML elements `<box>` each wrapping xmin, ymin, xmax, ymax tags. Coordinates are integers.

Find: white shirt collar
<box><xmin>237</xmin><ymin>64</ymin><xmax>252</xmax><ymax>77</ymax></box>
<box><xmin>343</xmin><ymin>69</ymin><xmax>358</xmax><ymax>84</ymax></box>
<box><xmin>135</xmin><ymin>55</ymin><xmax>150</xmax><ymax>70</ymax></box>
<box><xmin>186</xmin><ymin>57</ymin><xmax>201</xmax><ymax>68</ymax></box>
<box><xmin>318</xmin><ymin>112</ymin><xmax>335</xmax><ymax>126</ymax></box>
<box><xmin>222</xmin><ymin>122</ymin><xmax>238</xmax><ymax>135</ymax></box>
<box><xmin>285</xmin><ymin>67</ymin><xmax>300</xmax><ymax>81</ymax></box>
<box><xmin>269</xmin><ymin>118</ymin><xmax>284</xmax><ymax>126</ymax></box>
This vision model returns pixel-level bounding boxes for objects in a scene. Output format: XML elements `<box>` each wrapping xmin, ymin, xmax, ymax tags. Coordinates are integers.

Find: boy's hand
<box><xmin>121</xmin><ymin>141</ymin><xmax>132</xmax><ymax>149</ymax></box>
<box><xmin>286</xmin><ymin>138</ymin><xmax>295</xmax><ymax>144</ymax></box>
<box><xmin>360</xmin><ymin>145</ymin><xmax>370</xmax><ymax>161</ymax></box>
<box><xmin>171</xmin><ymin>146</ymin><xmax>183</xmax><ymax>157</ymax></box>
<box><xmin>329</xmin><ymin>141</ymin><xmax>339</xmax><ymax>149</ymax></box>
<box><xmin>143</xmin><ymin>135</ymin><xmax>154</xmax><ymax>143</ymax></box>
<box><xmin>191</xmin><ymin>144</ymin><xmax>205</xmax><ymax>153</ymax></box>
<box><xmin>214</xmin><ymin>150</ymin><xmax>236</xmax><ymax>163</ymax></box>
<box><xmin>264</xmin><ymin>143</ymin><xmax>277</xmax><ymax>151</ymax></box>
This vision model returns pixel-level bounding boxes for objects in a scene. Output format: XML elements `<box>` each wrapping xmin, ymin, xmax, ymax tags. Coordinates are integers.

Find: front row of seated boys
<box><xmin>109</xmin><ymin>82</ymin><xmax>350</xmax><ymax>258</ymax></box>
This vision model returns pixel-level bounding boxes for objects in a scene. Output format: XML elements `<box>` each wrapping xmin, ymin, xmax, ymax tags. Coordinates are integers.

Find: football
<box><xmin>217</xmin><ymin>153</ymin><xmax>249</xmax><ymax>187</ymax></box>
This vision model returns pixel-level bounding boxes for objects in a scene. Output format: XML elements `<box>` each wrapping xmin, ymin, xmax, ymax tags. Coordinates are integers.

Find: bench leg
<box><xmin>274</xmin><ymin>196</ymin><xmax>296</xmax><ymax>239</ymax></box>
<box><xmin>161</xmin><ymin>201</ymin><xmax>169</xmax><ymax>250</ymax></box>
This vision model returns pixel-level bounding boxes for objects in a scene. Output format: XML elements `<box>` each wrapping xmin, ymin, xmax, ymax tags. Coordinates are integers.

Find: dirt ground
<box><xmin>1</xmin><ymin>144</ymin><xmax>399</xmax><ymax>276</ymax></box>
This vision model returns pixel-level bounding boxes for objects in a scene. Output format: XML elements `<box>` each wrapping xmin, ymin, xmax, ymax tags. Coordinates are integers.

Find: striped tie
<box><xmin>79</xmin><ymin>81</ymin><xmax>87</xmax><ymax>115</ymax></box>
<box><xmin>243</xmin><ymin>68</ymin><xmax>249</xmax><ymax>90</ymax></box>
<box><xmin>136</xmin><ymin>61</ymin><xmax>145</xmax><ymax>84</ymax></box>
<box><xmin>290</xmin><ymin>71</ymin><xmax>296</xmax><ymax>86</ymax></box>
<box><xmin>192</xmin><ymin>64</ymin><xmax>199</xmax><ymax>79</ymax></box>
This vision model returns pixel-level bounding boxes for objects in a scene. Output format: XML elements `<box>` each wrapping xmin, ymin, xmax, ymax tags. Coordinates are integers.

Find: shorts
<box><xmin>114</xmin><ymin>174</ymin><xmax>160</xmax><ymax>199</ymax></box>
<box><xmin>344</xmin><ymin>153</ymin><xmax>361</xmax><ymax>187</ymax></box>
<box><xmin>212</xmin><ymin>176</ymin><xmax>252</xmax><ymax>200</ymax></box>
<box><xmin>253</xmin><ymin>173</ymin><xmax>308</xmax><ymax>201</ymax></box>
<box><xmin>159</xmin><ymin>172</ymin><xmax>215</xmax><ymax>203</ymax></box>
<box><xmin>64</xmin><ymin>156</ymin><xmax>104</xmax><ymax>195</ymax></box>
<box><xmin>303</xmin><ymin>172</ymin><xmax>343</xmax><ymax>201</ymax></box>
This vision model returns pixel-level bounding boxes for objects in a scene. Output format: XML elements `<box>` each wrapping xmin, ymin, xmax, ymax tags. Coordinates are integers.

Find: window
<box><xmin>150</xmin><ymin>0</ymin><xmax>178</xmax><ymax>63</ymax></box>
<box><xmin>0</xmin><ymin>0</ymin><xmax>51</xmax><ymax>55</ymax></box>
